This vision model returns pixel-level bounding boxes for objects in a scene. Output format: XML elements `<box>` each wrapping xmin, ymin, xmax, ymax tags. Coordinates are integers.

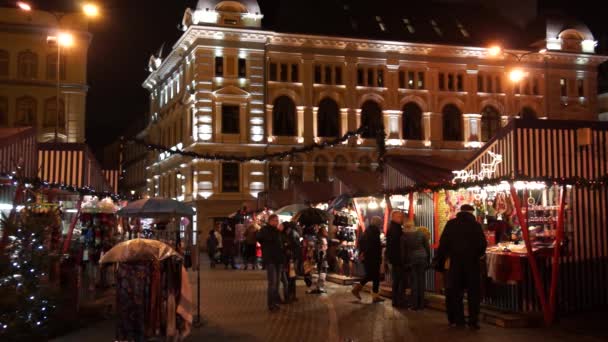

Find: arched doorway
<box><xmin>317</xmin><ymin>98</ymin><xmax>340</xmax><ymax>138</ymax></box>
<box><xmin>442</xmin><ymin>104</ymin><xmax>462</xmax><ymax>141</ymax></box>
<box><xmin>272</xmin><ymin>96</ymin><xmax>296</xmax><ymax>136</ymax></box>
<box><xmin>402</xmin><ymin>102</ymin><xmax>423</xmax><ymax>140</ymax></box>
<box><xmin>360</xmin><ymin>100</ymin><xmax>383</xmax><ymax>138</ymax></box>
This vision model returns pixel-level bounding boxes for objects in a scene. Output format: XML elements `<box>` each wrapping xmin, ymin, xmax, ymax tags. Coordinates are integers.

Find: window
<box><xmin>43</xmin><ymin>97</ymin><xmax>65</xmax><ymax>128</ymax></box>
<box><xmin>523</xmin><ymin>79</ymin><xmax>531</xmax><ymax>95</ymax></box>
<box><xmin>269</xmin><ymin>62</ymin><xmax>277</xmax><ymax>81</ymax></box>
<box><xmin>269</xmin><ymin>164</ymin><xmax>283</xmax><ymax>190</ymax></box>
<box><xmin>272</xmin><ymin>96</ymin><xmax>296</xmax><ymax>136</ymax></box>
<box><xmin>0</xmin><ymin>50</ymin><xmax>8</xmax><ymax>77</ymax></box>
<box><xmin>481</xmin><ymin>106</ymin><xmax>501</xmax><ymax>142</ymax></box>
<box><xmin>16</xmin><ymin>96</ymin><xmax>37</xmax><ymax>126</ymax></box>
<box><xmin>314</xmin><ymin>65</ymin><xmax>322</xmax><ymax>84</ymax></box>
<box><xmin>221</xmin><ymin>104</ymin><xmax>240</xmax><ymax>134</ymax></box>
<box><xmin>314</xmin><ymin>156</ymin><xmax>329</xmax><ymax>183</ymax></box>
<box><xmin>577</xmin><ymin>79</ymin><xmax>584</xmax><ymax>97</ymax></box>
<box><xmin>402</xmin><ymin>18</ymin><xmax>415</xmax><ymax>33</ymax></box>
<box><xmin>376</xmin><ymin>16</ymin><xmax>386</xmax><ymax>32</ymax></box>
<box><xmin>402</xmin><ymin>102</ymin><xmax>423</xmax><ymax>140</ymax></box>
<box><xmin>521</xmin><ymin>106</ymin><xmax>537</xmax><ymax>120</ymax></box>
<box><xmin>361</xmin><ymin>100</ymin><xmax>383</xmax><ymax>138</ymax></box>
<box><xmin>456</xmin><ymin>74</ymin><xmax>464</xmax><ymax>91</ymax></box>
<box><xmin>46</xmin><ymin>54</ymin><xmax>67</xmax><ymax>80</ymax></box>
<box><xmin>0</xmin><ymin>97</ymin><xmax>7</xmax><ymax>126</ymax></box>
<box><xmin>280</xmin><ymin>64</ymin><xmax>288</xmax><ymax>82</ymax></box>
<box><xmin>357</xmin><ymin>68</ymin><xmax>364</xmax><ymax>85</ymax></box>
<box><xmin>317</xmin><ymin>98</ymin><xmax>340</xmax><ymax>138</ymax></box>
<box><xmin>442</xmin><ymin>104</ymin><xmax>462</xmax><ymax>141</ymax></box>
<box><xmin>377</xmin><ymin>69</ymin><xmax>384</xmax><ymax>87</ymax></box>
<box><xmin>417</xmin><ymin>72</ymin><xmax>425</xmax><ymax>89</ymax></box>
<box><xmin>533</xmin><ymin>78</ymin><xmax>539</xmax><ymax>95</ymax></box>
<box><xmin>291</xmin><ymin>64</ymin><xmax>298</xmax><ymax>82</ymax></box>
<box><xmin>238</xmin><ymin>58</ymin><xmax>246</xmax><ymax>78</ymax></box>
<box><xmin>221</xmin><ymin>163</ymin><xmax>240</xmax><ymax>193</ymax></box>
<box><xmin>18</xmin><ymin>50</ymin><xmax>37</xmax><ymax>79</ymax></box>
<box><xmin>486</xmin><ymin>75</ymin><xmax>493</xmax><ymax>93</ymax></box>
<box><xmin>431</xmin><ymin>19</ymin><xmax>442</xmax><ymax>36</ymax></box>
<box><xmin>335</xmin><ymin>66</ymin><xmax>342</xmax><ymax>85</ymax></box>
<box><xmin>560</xmin><ymin>78</ymin><xmax>567</xmax><ymax>97</ymax></box>
<box><xmin>215</xmin><ymin>56</ymin><xmax>223</xmax><ymax>76</ymax></box>
<box><xmin>477</xmin><ymin>74</ymin><xmax>483</xmax><ymax>92</ymax></box>
<box><xmin>407</xmin><ymin>71</ymin><xmax>415</xmax><ymax>89</ymax></box>
<box><xmin>495</xmin><ymin>76</ymin><xmax>502</xmax><ymax>93</ymax></box>
<box><xmin>399</xmin><ymin>71</ymin><xmax>405</xmax><ymax>88</ymax></box>
<box><xmin>288</xmin><ymin>163</ymin><xmax>303</xmax><ymax>186</ymax></box>
<box><xmin>324</xmin><ymin>65</ymin><xmax>332</xmax><ymax>84</ymax></box>
<box><xmin>367</xmin><ymin>69</ymin><xmax>374</xmax><ymax>86</ymax></box>
<box><xmin>439</xmin><ymin>73</ymin><xmax>445</xmax><ymax>91</ymax></box>
<box><xmin>447</xmin><ymin>74</ymin><xmax>454</xmax><ymax>91</ymax></box>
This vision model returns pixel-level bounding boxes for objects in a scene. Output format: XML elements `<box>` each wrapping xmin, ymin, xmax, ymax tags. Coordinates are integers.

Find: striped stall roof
<box><xmin>38</xmin><ymin>143</ymin><xmax>112</xmax><ymax>193</ymax></box>
<box><xmin>0</xmin><ymin>127</ymin><xmax>38</xmax><ymax>178</ymax></box>
<box><xmin>103</xmin><ymin>169</ymin><xmax>120</xmax><ymax>194</ymax></box>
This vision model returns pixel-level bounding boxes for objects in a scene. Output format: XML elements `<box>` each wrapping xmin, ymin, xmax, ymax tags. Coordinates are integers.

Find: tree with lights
<box><xmin>0</xmin><ymin>205</ymin><xmax>60</xmax><ymax>341</ymax></box>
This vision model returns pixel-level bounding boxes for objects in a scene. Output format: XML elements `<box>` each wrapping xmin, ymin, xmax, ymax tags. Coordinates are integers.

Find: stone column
<box><xmin>302</xmin><ymin>55</ymin><xmax>315</xmax><ymax>144</ymax></box>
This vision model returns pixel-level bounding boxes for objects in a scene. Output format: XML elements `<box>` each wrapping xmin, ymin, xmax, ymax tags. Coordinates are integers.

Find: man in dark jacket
<box><xmin>256</xmin><ymin>214</ymin><xmax>285</xmax><ymax>312</ymax></box>
<box><xmin>351</xmin><ymin>216</ymin><xmax>385</xmax><ymax>303</ymax></box>
<box><xmin>282</xmin><ymin>222</ymin><xmax>301</xmax><ymax>302</ymax></box>
<box><xmin>436</xmin><ymin>204</ymin><xmax>487</xmax><ymax>329</ymax></box>
<box><xmin>386</xmin><ymin>210</ymin><xmax>406</xmax><ymax>307</ymax></box>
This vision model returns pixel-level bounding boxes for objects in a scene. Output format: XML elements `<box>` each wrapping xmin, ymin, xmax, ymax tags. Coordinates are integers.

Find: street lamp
<box><xmin>17</xmin><ymin>2</ymin><xmax>100</xmax><ymax>143</ymax></box>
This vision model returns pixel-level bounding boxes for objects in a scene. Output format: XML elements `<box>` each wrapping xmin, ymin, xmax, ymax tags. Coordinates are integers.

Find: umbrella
<box><xmin>100</xmin><ymin>238</ymin><xmax>182</xmax><ymax>264</ymax></box>
<box><xmin>275</xmin><ymin>204</ymin><xmax>308</xmax><ymax>217</ymax></box>
<box><xmin>293</xmin><ymin>207</ymin><xmax>331</xmax><ymax>226</ymax></box>
<box><xmin>117</xmin><ymin>198</ymin><xmax>194</xmax><ymax>217</ymax></box>
<box><xmin>328</xmin><ymin>194</ymin><xmax>352</xmax><ymax>211</ymax></box>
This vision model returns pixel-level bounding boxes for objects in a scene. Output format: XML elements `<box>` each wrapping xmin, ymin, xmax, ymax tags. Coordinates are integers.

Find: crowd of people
<box><xmin>205</xmin><ymin>205</ymin><xmax>487</xmax><ymax>330</ymax></box>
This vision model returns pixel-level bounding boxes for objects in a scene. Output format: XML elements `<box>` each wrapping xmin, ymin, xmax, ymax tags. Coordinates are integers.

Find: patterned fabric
<box><xmin>116</xmin><ymin>262</ymin><xmax>150</xmax><ymax>342</ymax></box>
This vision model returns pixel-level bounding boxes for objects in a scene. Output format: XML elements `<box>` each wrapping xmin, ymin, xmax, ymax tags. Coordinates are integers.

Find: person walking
<box><xmin>351</xmin><ymin>216</ymin><xmax>385</xmax><ymax>303</ymax></box>
<box><xmin>436</xmin><ymin>204</ymin><xmax>487</xmax><ymax>329</ymax></box>
<box><xmin>243</xmin><ymin>223</ymin><xmax>259</xmax><ymax>270</ymax></box>
<box><xmin>283</xmin><ymin>222</ymin><xmax>301</xmax><ymax>302</ymax></box>
<box><xmin>403</xmin><ymin>218</ymin><xmax>430</xmax><ymax>311</ymax></box>
<box><xmin>256</xmin><ymin>214</ymin><xmax>285</xmax><ymax>312</ymax></box>
<box><xmin>206</xmin><ymin>229</ymin><xmax>219</xmax><ymax>268</ymax></box>
<box><xmin>221</xmin><ymin>220</ymin><xmax>237</xmax><ymax>269</ymax></box>
<box><xmin>386</xmin><ymin>210</ymin><xmax>406</xmax><ymax>307</ymax></box>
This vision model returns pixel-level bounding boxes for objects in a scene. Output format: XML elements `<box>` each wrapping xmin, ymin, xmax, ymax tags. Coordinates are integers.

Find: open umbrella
<box><xmin>100</xmin><ymin>238</ymin><xmax>182</xmax><ymax>264</ymax></box>
<box><xmin>328</xmin><ymin>194</ymin><xmax>352</xmax><ymax>211</ymax></box>
<box><xmin>117</xmin><ymin>198</ymin><xmax>194</xmax><ymax>217</ymax></box>
<box><xmin>293</xmin><ymin>207</ymin><xmax>331</xmax><ymax>226</ymax></box>
<box><xmin>275</xmin><ymin>204</ymin><xmax>308</xmax><ymax>217</ymax></box>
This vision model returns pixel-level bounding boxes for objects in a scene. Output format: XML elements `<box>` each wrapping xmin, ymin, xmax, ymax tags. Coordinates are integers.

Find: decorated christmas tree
<box><xmin>0</xmin><ymin>206</ymin><xmax>59</xmax><ymax>341</ymax></box>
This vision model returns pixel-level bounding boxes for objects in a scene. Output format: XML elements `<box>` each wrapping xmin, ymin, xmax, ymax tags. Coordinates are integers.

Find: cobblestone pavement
<box><xmin>54</xmin><ymin>262</ymin><xmax>608</xmax><ymax>342</ymax></box>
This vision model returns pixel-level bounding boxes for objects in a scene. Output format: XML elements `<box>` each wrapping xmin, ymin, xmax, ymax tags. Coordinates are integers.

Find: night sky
<box><xmin>23</xmin><ymin>0</ymin><xmax>607</xmax><ymax>154</ymax></box>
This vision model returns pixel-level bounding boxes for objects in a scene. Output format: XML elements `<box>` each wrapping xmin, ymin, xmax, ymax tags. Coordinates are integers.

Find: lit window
<box><xmin>402</xmin><ymin>18</ymin><xmax>415</xmax><ymax>33</ymax></box>
<box><xmin>417</xmin><ymin>72</ymin><xmax>425</xmax><ymax>89</ymax></box>
<box><xmin>431</xmin><ymin>20</ymin><xmax>442</xmax><ymax>36</ymax></box>
<box><xmin>377</xmin><ymin>69</ymin><xmax>384</xmax><ymax>87</ymax></box>
<box><xmin>456</xmin><ymin>21</ymin><xmax>469</xmax><ymax>38</ymax></box>
<box><xmin>407</xmin><ymin>71</ymin><xmax>415</xmax><ymax>89</ymax></box>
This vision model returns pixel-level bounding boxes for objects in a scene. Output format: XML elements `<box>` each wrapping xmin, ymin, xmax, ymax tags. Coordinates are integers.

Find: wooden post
<box><xmin>510</xmin><ymin>186</ymin><xmax>550</xmax><ymax>325</ymax></box>
<box><xmin>408</xmin><ymin>192</ymin><xmax>415</xmax><ymax>220</ymax></box>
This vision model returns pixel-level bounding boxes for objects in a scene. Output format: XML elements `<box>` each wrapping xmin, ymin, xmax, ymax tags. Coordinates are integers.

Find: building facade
<box><xmin>0</xmin><ymin>7</ymin><xmax>90</xmax><ymax>143</ymax></box>
<box><xmin>143</xmin><ymin>0</ymin><xmax>606</xmax><ymax>236</ymax></box>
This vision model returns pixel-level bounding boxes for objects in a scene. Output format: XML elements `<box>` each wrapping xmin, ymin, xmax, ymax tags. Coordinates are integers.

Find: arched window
<box><xmin>442</xmin><ymin>104</ymin><xmax>462</xmax><ymax>141</ymax></box>
<box><xmin>46</xmin><ymin>53</ymin><xmax>67</xmax><ymax>80</ymax></box>
<box><xmin>521</xmin><ymin>107</ymin><xmax>537</xmax><ymax>120</ymax></box>
<box><xmin>402</xmin><ymin>102</ymin><xmax>423</xmax><ymax>140</ymax></box>
<box><xmin>18</xmin><ymin>50</ymin><xmax>37</xmax><ymax>79</ymax></box>
<box><xmin>481</xmin><ymin>105</ymin><xmax>501</xmax><ymax>141</ymax></box>
<box><xmin>314</xmin><ymin>155</ymin><xmax>329</xmax><ymax>183</ymax></box>
<box><xmin>0</xmin><ymin>97</ymin><xmax>8</xmax><ymax>126</ymax></box>
<box><xmin>317</xmin><ymin>98</ymin><xmax>340</xmax><ymax>138</ymax></box>
<box><xmin>360</xmin><ymin>100</ymin><xmax>383</xmax><ymax>138</ymax></box>
<box><xmin>16</xmin><ymin>96</ymin><xmax>37</xmax><ymax>126</ymax></box>
<box><xmin>358</xmin><ymin>156</ymin><xmax>373</xmax><ymax>172</ymax></box>
<box><xmin>272</xmin><ymin>96</ymin><xmax>296</xmax><ymax>136</ymax></box>
<box><xmin>334</xmin><ymin>155</ymin><xmax>348</xmax><ymax>170</ymax></box>
<box><xmin>44</xmin><ymin>97</ymin><xmax>65</xmax><ymax>128</ymax></box>
<box><xmin>0</xmin><ymin>50</ymin><xmax>9</xmax><ymax>77</ymax></box>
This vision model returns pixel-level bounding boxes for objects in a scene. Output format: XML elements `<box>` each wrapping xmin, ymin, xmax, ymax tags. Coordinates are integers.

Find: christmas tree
<box><xmin>0</xmin><ymin>206</ymin><xmax>59</xmax><ymax>341</ymax></box>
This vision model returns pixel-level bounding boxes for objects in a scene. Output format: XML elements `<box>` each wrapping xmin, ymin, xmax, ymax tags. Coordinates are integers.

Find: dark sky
<box><xmin>26</xmin><ymin>0</ymin><xmax>607</xmax><ymax>155</ymax></box>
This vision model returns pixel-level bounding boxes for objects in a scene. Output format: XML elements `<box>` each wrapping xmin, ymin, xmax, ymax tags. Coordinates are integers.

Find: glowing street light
<box><xmin>82</xmin><ymin>3</ymin><xmax>100</xmax><ymax>18</ymax></box>
<box><xmin>57</xmin><ymin>32</ymin><xmax>74</xmax><ymax>47</ymax></box>
<box><xmin>509</xmin><ymin>69</ymin><xmax>525</xmax><ymax>83</ymax></box>
<box><xmin>487</xmin><ymin>45</ymin><xmax>502</xmax><ymax>57</ymax></box>
<box><xmin>16</xmin><ymin>1</ymin><xmax>32</xmax><ymax>11</ymax></box>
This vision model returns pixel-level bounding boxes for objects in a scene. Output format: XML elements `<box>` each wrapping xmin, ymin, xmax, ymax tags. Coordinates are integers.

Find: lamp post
<box><xmin>17</xmin><ymin>2</ymin><xmax>100</xmax><ymax>142</ymax></box>
<box><xmin>487</xmin><ymin>45</ymin><xmax>549</xmax><ymax>119</ymax></box>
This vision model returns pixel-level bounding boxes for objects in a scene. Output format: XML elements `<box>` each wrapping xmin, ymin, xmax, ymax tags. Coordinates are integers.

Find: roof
<box><xmin>385</xmin><ymin>155</ymin><xmax>467</xmax><ymax>184</ymax></box>
<box><xmin>269</xmin><ymin>0</ymin><xmax>541</xmax><ymax>49</ymax></box>
<box><xmin>333</xmin><ymin>170</ymin><xmax>383</xmax><ymax>197</ymax></box>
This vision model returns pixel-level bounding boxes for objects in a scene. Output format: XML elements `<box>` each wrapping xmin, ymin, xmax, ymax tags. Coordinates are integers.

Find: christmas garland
<box><xmin>383</xmin><ymin>174</ymin><xmax>608</xmax><ymax>196</ymax></box>
<box><xmin>0</xmin><ymin>174</ymin><xmax>123</xmax><ymax>201</ymax></box>
<box><xmin>131</xmin><ymin>126</ymin><xmax>388</xmax><ymax>165</ymax></box>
